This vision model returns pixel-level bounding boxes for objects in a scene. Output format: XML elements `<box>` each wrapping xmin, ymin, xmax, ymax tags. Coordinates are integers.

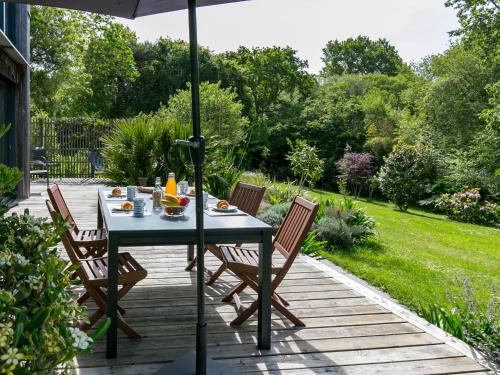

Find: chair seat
<box><xmin>80</xmin><ymin>252</ymin><xmax>147</xmax><ymax>287</ymax></box>
<box><xmin>220</xmin><ymin>246</ymin><xmax>282</xmax><ymax>275</ymax></box>
<box><xmin>73</xmin><ymin>228</ymin><xmax>107</xmax><ymax>244</ymax></box>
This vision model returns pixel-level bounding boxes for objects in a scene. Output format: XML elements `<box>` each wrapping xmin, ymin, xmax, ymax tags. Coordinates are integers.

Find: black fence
<box><xmin>31</xmin><ymin>118</ymin><xmax>115</xmax><ymax>179</ymax></box>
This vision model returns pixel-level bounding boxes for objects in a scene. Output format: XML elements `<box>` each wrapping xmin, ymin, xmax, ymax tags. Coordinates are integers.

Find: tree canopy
<box><xmin>321</xmin><ymin>36</ymin><xmax>403</xmax><ymax>77</ymax></box>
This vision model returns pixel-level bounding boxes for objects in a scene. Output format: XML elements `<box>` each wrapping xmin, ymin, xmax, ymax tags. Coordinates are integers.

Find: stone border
<box><xmin>301</xmin><ymin>255</ymin><xmax>498</xmax><ymax>373</ymax></box>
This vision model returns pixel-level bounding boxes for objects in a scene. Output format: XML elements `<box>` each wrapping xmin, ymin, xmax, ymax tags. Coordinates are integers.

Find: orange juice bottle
<box><xmin>165</xmin><ymin>172</ymin><xmax>177</xmax><ymax>196</ymax></box>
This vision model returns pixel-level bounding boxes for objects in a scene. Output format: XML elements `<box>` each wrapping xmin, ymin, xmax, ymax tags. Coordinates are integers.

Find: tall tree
<box><xmin>81</xmin><ymin>23</ymin><xmax>139</xmax><ymax>117</ymax></box>
<box><xmin>321</xmin><ymin>36</ymin><xmax>403</xmax><ymax>77</ymax></box>
<box><xmin>30</xmin><ymin>6</ymin><xmax>111</xmax><ymax>116</ymax></box>
<box><xmin>220</xmin><ymin>46</ymin><xmax>316</xmax><ymax>171</ymax></box>
<box><xmin>445</xmin><ymin>0</ymin><xmax>500</xmax><ymax>54</ymax></box>
<box><xmin>119</xmin><ymin>38</ymin><xmax>221</xmax><ymax>116</ymax></box>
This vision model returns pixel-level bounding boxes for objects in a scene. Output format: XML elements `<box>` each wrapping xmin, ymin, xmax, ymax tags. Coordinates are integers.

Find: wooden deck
<box><xmin>15</xmin><ymin>184</ymin><xmax>493</xmax><ymax>375</ymax></box>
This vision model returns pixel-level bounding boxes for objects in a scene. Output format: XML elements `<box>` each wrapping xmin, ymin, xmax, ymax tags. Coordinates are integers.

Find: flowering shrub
<box><xmin>0</xmin><ymin>210</ymin><xmax>107</xmax><ymax>374</ymax></box>
<box><xmin>436</xmin><ymin>188</ymin><xmax>499</xmax><ymax>227</ymax></box>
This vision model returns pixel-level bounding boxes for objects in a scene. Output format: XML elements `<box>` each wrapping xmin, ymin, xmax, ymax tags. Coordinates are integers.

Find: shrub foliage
<box><xmin>377</xmin><ymin>144</ymin><xmax>437</xmax><ymax>211</ymax></box>
<box><xmin>0</xmin><ymin>211</ymin><xmax>106</xmax><ymax>374</ymax></box>
<box><xmin>436</xmin><ymin>188</ymin><xmax>498</xmax><ymax>227</ymax></box>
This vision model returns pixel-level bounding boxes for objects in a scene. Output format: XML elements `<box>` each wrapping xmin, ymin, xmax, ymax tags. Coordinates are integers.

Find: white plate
<box><xmin>211</xmin><ymin>205</ymin><xmax>238</xmax><ymax>213</ymax></box>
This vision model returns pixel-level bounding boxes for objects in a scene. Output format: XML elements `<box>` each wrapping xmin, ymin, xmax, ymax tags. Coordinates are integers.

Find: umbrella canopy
<box><xmin>5</xmin><ymin>0</ymin><xmax>246</xmax><ymax>18</ymax></box>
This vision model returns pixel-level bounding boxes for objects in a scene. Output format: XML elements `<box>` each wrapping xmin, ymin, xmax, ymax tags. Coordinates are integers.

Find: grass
<box><xmin>307</xmin><ymin>189</ymin><xmax>500</xmax><ymax>312</ymax></box>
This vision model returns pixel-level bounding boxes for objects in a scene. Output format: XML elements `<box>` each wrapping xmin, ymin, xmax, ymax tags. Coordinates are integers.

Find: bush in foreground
<box><xmin>0</xmin><ymin>211</ymin><xmax>108</xmax><ymax>374</ymax></box>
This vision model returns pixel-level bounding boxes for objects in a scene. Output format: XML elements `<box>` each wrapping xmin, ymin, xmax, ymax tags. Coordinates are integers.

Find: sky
<box><xmin>119</xmin><ymin>0</ymin><xmax>459</xmax><ymax>74</ymax></box>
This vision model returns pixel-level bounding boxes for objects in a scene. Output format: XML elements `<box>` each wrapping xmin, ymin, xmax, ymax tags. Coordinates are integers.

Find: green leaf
<box><xmin>91</xmin><ymin>317</ymin><xmax>110</xmax><ymax>342</ymax></box>
<box><xmin>13</xmin><ymin>322</ymin><xmax>24</xmax><ymax>346</ymax></box>
<box><xmin>27</xmin><ymin>308</ymin><xmax>50</xmax><ymax>332</ymax></box>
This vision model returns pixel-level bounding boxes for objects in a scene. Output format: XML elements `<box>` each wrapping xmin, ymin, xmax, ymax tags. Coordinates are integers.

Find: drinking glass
<box><xmin>126</xmin><ymin>186</ymin><xmax>137</xmax><ymax>201</ymax></box>
<box><xmin>202</xmin><ymin>191</ymin><xmax>209</xmax><ymax>210</ymax></box>
<box><xmin>178</xmin><ymin>181</ymin><xmax>189</xmax><ymax>195</ymax></box>
<box><xmin>133</xmin><ymin>197</ymin><xmax>145</xmax><ymax>217</ymax></box>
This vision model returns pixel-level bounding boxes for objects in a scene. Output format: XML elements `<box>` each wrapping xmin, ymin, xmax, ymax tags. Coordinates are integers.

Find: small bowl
<box><xmin>164</xmin><ymin>206</ymin><xmax>186</xmax><ymax>216</ymax></box>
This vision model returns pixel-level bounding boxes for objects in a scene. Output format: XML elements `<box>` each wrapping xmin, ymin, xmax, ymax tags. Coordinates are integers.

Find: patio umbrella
<box><xmin>5</xmin><ymin>0</ymin><xmax>248</xmax><ymax>373</ymax></box>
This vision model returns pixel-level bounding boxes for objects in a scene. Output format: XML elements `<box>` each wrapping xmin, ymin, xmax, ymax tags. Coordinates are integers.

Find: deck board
<box><xmin>14</xmin><ymin>184</ymin><xmax>492</xmax><ymax>374</ymax></box>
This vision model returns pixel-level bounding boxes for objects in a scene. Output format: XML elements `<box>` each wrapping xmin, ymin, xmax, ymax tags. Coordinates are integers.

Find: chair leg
<box><xmin>185</xmin><ymin>247</ymin><xmax>208</xmax><ymax>271</ymax></box>
<box><xmin>222</xmin><ymin>281</ymin><xmax>247</xmax><ymax>303</ymax></box>
<box><xmin>206</xmin><ymin>263</ymin><xmax>227</xmax><ymax>285</ymax></box>
<box><xmin>230</xmin><ymin>300</ymin><xmax>258</xmax><ymax>326</ymax></box>
<box><xmin>274</xmin><ymin>292</ymin><xmax>289</xmax><ymax>307</ymax></box>
<box><xmin>271</xmin><ymin>295</ymin><xmax>305</xmax><ymax>327</ymax></box>
<box><xmin>77</xmin><ymin>291</ymin><xmax>90</xmax><ymax>305</ymax></box>
<box><xmin>117</xmin><ymin>314</ymin><xmax>141</xmax><ymax>339</ymax></box>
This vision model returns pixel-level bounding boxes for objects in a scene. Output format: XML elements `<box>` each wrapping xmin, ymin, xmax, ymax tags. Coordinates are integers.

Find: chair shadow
<box><xmin>76</xmin><ymin>257</ymin><xmax>348</xmax><ymax>374</ymax></box>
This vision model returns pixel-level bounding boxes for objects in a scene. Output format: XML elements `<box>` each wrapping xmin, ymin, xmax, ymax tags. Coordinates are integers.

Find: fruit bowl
<box><xmin>164</xmin><ymin>205</ymin><xmax>186</xmax><ymax>216</ymax></box>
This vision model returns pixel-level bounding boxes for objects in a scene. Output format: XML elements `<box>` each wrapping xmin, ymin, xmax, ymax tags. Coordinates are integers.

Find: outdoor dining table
<box><xmin>96</xmin><ymin>186</ymin><xmax>274</xmax><ymax>359</ymax></box>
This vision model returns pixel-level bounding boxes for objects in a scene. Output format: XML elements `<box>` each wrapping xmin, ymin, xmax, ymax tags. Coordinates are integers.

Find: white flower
<box><xmin>68</xmin><ymin>326</ymin><xmax>93</xmax><ymax>350</ymax></box>
<box><xmin>14</xmin><ymin>254</ymin><xmax>29</xmax><ymax>266</ymax></box>
<box><xmin>0</xmin><ymin>347</ymin><xmax>24</xmax><ymax>368</ymax></box>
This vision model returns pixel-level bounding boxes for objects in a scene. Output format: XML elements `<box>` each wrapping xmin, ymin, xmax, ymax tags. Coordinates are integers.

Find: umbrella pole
<box><xmin>187</xmin><ymin>0</ymin><xmax>207</xmax><ymax>374</ymax></box>
<box><xmin>153</xmin><ymin>1</ymin><xmax>237</xmax><ymax>373</ymax></box>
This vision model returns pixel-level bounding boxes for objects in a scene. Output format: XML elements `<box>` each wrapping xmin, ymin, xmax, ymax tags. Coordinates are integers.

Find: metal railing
<box><xmin>31</xmin><ymin>118</ymin><xmax>115</xmax><ymax>179</ymax></box>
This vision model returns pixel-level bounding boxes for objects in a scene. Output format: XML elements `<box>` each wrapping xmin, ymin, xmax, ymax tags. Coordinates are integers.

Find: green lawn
<box><xmin>308</xmin><ymin>189</ymin><xmax>500</xmax><ymax>311</ymax></box>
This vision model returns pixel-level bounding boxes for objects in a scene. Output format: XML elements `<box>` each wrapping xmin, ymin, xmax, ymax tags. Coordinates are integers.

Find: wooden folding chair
<box><xmin>220</xmin><ymin>196</ymin><xmax>318</xmax><ymax>326</ymax></box>
<box><xmin>185</xmin><ymin>182</ymin><xmax>266</xmax><ymax>285</ymax></box>
<box><xmin>47</xmin><ymin>199</ymin><xmax>147</xmax><ymax>338</ymax></box>
<box><xmin>47</xmin><ymin>183</ymin><xmax>107</xmax><ymax>258</ymax></box>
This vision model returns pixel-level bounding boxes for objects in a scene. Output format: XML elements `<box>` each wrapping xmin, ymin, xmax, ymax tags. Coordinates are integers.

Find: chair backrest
<box><xmin>272</xmin><ymin>196</ymin><xmax>318</xmax><ymax>277</ymax></box>
<box><xmin>47</xmin><ymin>184</ymin><xmax>77</xmax><ymax>231</ymax></box>
<box><xmin>32</xmin><ymin>147</ymin><xmax>46</xmax><ymax>160</ymax></box>
<box><xmin>229</xmin><ymin>182</ymin><xmax>266</xmax><ymax>217</ymax></box>
<box><xmin>45</xmin><ymin>199</ymin><xmax>86</xmax><ymax>262</ymax></box>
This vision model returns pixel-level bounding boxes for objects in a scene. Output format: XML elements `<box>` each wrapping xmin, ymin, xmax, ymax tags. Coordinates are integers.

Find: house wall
<box><xmin>0</xmin><ymin>2</ymin><xmax>30</xmax><ymax>198</ymax></box>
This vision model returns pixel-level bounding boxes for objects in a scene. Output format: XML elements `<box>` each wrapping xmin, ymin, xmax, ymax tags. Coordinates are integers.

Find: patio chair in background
<box><xmin>30</xmin><ymin>147</ymin><xmax>49</xmax><ymax>188</ymax></box>
<box><xmin>220</xmin><ymin>196</ymin><xmax>318</xmax><ymax>326</ymax></box>
<box><xmin>46</xmin><ymin>200</ymin><xmax>147</xmax><ymax>338</ymax></box>
<box><xmin>47</xmin><ymin>183</ymin><xmax>107</xmax><ymax>258</ymax></box>
<box><xmin>88</xmin><ymin>150</ymin><xmax>105</xmax><ymax>177</ymax></box>
<box><xmin>185</xmin><ymin>182</ymin><xmax>266</xmax><ymax>285</ymax></box>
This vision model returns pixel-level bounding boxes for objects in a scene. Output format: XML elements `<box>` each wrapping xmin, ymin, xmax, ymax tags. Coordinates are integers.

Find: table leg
<box><xmin>97</xmin><ymin>196</ymin><xmax>103</xmax><ymax>229</ymax></box>
<box><xmin>106</xmin><ymin>233</ymin><xmax>119</xmax><ymax>358</ymax></box>
<box><xmin>187</xmin><ymin>244</ymin><xmax>194</xmax><ymax>261</ymax></box>
<box><xmin>257</xmin><ymin>230</ymin><xmax>272</xmax><ymax>349</ymax></box>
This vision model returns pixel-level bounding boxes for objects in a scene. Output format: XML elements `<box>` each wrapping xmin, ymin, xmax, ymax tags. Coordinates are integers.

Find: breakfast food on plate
<box><xmin>138</xmin><ymin>186</ymin><xmax>153</xmax><ymax>194</ymax></box>
<box><xmin>121</xmin><ymin>201</ymin><xmax>133</xmax><ymax>210</ymax></box>
<box><xmin>188</xmin><ymin>187</ymin><xmax>196</xmax><ymax>195</ymax></box>
<box><xmin>161</xmin><ymin>194</ymin><xmax>180</xmax><ymax>207</ymax></box>
<box><xmin>111</xmin><ymin>187</ymin><xmax>122</xmax><ymax>196</ymax></box>
<box><xmin>216</xmin><ymin>200</ymin><xmax>229</xmax><ymax>209</ymax></box>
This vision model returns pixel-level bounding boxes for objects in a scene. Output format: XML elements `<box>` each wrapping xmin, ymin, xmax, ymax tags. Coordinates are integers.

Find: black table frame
<box><xmin>97</xmin><ymin>188</ymin><xmax>273</xmax><ymax>359</ymax></box>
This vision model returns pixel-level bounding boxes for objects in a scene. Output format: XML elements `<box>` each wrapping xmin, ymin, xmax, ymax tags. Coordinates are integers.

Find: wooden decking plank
<box><xmin>256</xmin><ymin>357</ymin><xmax>487</xmax><ymax>374</ymax></box>
<box><xmin>89</xmin><ymin>323</ymin><xmax>422</xmax><ymax>354</ymax></box>
<box><xmin>223</xmin><ymin>344</ymin><xmax>462</xmax><ymax>372</ymax></box>
<box><xmin>76</xmin><ymin>333</ymin><xmax>443</xmax><ymax>368</ymax></box>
